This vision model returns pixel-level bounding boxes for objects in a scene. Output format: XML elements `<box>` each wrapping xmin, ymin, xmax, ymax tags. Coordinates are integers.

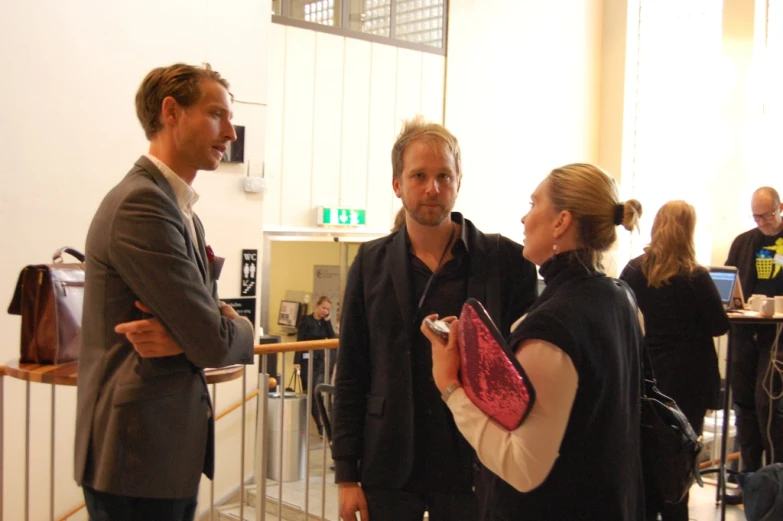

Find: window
<box><xmin>273</xmin><ymin>0</ymin><xmax>447</xmax><ymax>54</ymax></box>
<box><xmin>625</xmin><ymin>0</ymin><xmax>724</xmax><ymax>257</ymax></box>
<box><xmin>395</xmin><ymin>0</ymin><xmax>444</xmax><ymax>48</ymax></box>
<box><xmin>753</xmin><ymin>0</ymin><xmax>783</xmax><ymax>183</ymax></box>
<box><xmin>360</xmin><ymin>0</ymin><xmax>391</xmax><ymax>37</ymax></box>
<box><xmin>300</xmin><ymin>0</ymin><xmax>338</xmax><ymax>26</ymax></box>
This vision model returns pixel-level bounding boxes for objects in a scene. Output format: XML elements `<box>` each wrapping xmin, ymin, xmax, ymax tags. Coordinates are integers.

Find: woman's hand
<box><xmin>420</xmin><ymin>314</ymin><xmax>461</xmax><ymax>393</ymax></box>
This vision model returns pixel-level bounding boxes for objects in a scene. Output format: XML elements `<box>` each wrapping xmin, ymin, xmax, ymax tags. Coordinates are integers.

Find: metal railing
<box><xmin>253</xmin><ymin>339</ymin><xmax>338</xmax><ymax>521</ymax></box>
<box><xmin>0</xmin><ymin>338</ymin><xmax>339</xmax><ymax>521</ymax></box>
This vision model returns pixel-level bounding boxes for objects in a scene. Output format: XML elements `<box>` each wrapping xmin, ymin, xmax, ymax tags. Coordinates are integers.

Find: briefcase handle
<box><xmin>52</xmin><ymin>246</ymin><xmax>85</xmax><ymax>264</ymax></box>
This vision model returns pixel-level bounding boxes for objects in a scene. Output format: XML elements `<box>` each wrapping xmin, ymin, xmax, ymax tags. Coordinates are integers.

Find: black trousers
<box><xmin>83</xmin><ymin>485</ymin><xmax>198</xmax><ymax>521</ymax></box>
<box><xmin>364</xmin><ymin>488</ymin><xmax>477</xmax><ymax>521</ymax></box>
<box><xmin>731</xmin><ymin>325</ymin><xmax>783</xmax><ymax>472</ymax></box>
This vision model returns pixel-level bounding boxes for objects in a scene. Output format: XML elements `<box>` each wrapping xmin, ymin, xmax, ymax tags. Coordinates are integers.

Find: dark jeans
<box><xmin>364</xmin><ymin>488</ymin><xmax>477</xmax><ymax>521</ymax></box>
<box><xmin>731</xmin><ymin>325</ymin><xmax>783</xmax><ymax>472</ymax></box>
<box><xmin>83</xmin><ymin>485</ymin><xmax>198</xmax><ymax>521</ymax></box>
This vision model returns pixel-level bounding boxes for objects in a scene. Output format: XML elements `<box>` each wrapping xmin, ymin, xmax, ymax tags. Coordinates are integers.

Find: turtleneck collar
<box><xmin>538</xmin><ymin>249</ymin><xmax>600</xmax><ymax>286</ymax></box>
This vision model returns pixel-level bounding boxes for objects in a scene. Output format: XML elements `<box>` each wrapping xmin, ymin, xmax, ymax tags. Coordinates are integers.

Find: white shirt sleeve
<box><xmin>446</xmin><ymin>339</ymin><xmax>578</xmax><ymax>493</ymax></box>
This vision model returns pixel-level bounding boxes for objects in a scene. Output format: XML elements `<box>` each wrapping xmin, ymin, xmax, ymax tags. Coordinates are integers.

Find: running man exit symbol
<box><xmin>241</xmin><ymin>249</ymin><xmax>258</xmax><ymax>296</ymax></box>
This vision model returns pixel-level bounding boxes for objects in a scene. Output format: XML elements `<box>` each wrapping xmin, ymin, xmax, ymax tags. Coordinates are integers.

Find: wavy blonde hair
<box><xmin>641</xmin><ymin>200</ymin><xmax>697</xmax><ymax>288</ymax></box>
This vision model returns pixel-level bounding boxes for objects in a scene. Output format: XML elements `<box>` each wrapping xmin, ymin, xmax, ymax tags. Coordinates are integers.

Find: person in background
<box><xmin>333</xmin><ymin>116</ymin><xmax>538</xmax><ymax>521</ymax></box>
<box><xmin>295</xmin><ymin>296</ymin><xmax>336</xmax><ymax>437</ymax></box>
<box><xmin>725</xmin><ymin>187</ymin><xmax>783</xmax><ymax>483</ymax></box>
<box><xmin>74</xmin><ymin>63</ymin><xmax>255</xmax><ymax>521</ymax></box>
<box><xmin>620</xmin><ymin>200</ymin><xmax>730</xmax><ymax>521</ymax></box>
<box><xmin>423</xmin><ymin>163</ymin><xmax>645</xmax><ymax>521</ymax></box>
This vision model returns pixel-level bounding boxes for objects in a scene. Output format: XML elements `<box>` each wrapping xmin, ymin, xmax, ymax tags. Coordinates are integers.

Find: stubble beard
<box><xmin>403</xmin><ymin>200</ymin><xmax>452</xmax><ymax>227</ymax></box>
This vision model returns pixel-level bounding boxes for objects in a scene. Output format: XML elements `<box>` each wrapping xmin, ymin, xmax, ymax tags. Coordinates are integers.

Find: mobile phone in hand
<box><xmin>423</xmin><ymin>317</ymin><xmax>451</xmax><ymax>341</ymax></box>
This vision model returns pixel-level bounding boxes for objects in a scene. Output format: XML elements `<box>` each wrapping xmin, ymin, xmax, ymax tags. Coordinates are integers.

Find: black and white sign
<box><xmin>222</xmin><ymin>297</ymin><xmax>256</xmax><ymax>326</ymax></box>
<box><xmin>241</xmin><ymin>249</ymin><xmax>258</xmax><ymax>296</ymax></box>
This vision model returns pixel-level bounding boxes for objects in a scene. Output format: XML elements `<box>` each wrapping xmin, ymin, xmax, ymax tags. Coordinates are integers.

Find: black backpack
<box><xmin>618</xmin><ymin>279</ymin><xmax>704</xmax><ymax>504</ymax></box>
<box><xmin>639</xmin><ymin>365</ymin><xmax>704</xmax><ymax>503</ymax></box>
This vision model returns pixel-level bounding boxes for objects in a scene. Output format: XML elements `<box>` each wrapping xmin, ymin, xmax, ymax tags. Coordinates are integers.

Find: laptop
<box><xmin>707</xmin><ymin>266</ymin><xmax>745</xmax><ymax>310</ymax></box>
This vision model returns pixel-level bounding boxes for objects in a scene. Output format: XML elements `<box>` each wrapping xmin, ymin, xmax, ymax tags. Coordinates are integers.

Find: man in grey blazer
<box><xmin>74</xmin><ymin>63</ymin><xmax>254</xmax><ymax>521</ymax></box>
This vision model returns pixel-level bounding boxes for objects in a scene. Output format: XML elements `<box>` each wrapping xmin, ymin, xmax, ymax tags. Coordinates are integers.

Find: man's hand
<box><xmin>338</xmin><ymin>483</ymin><xmax>368</xmax><ymax>521</ymax></box>
<box><xmin>115</xmin><ymin>301</ymin><xmax>184</xmax><ymax>358</ymax></box>
<box><xmin>420</xmin><ymin>314</ymin><xmax>461</xmax><ymax>393</ymax></box>
<box><xmin>220</xmin><ymin>301</ymin><xmax>240</xmax><ymax>320</ymax></box>
<box><xmin>220</xmin><ymin>301</ymin><xmax>254</xmax><ymax>330</ymax></box>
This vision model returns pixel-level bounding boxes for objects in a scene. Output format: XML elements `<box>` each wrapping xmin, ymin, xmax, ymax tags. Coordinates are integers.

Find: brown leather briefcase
<box><xmin>7</xmin><ymin>247</ymin><xmax>85</xmax><ymax>364</ymax></box>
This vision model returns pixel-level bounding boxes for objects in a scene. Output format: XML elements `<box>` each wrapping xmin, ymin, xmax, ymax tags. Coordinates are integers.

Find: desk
<box><xmin>712</xmin><ymin>313</ymin><xmax>783</xmax><ymax>520</ymax></box>
<box><xmin>1</xmin><ymin>358</ymin><xmax>244</xmax><ymax>521</ymax></box>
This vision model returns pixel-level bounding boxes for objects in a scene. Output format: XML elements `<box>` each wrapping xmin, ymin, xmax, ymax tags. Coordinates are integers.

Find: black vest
<box><xmin>480</xmin><ymin>252</ymin><xmax>644</xmax><ymax>521</ymax></box>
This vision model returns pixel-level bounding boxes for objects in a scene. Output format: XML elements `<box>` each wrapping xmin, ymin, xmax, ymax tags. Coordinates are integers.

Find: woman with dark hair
<box><xmin>294</xmin><ymin>296</ymin><xmax>336</xmax><ymax>437</ymax></box>
<box><xmin>620</xmin><ymin>200</ymin><xmax>730</xmax><ymax>521</ymax></box>
<box><xmin>422</xmin><ymin>163</ymin><xmax>645</xmax><ymax>520</ymax></box>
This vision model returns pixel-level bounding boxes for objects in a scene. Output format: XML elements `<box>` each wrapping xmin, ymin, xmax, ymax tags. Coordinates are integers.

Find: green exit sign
<box><xmin>316</xmin><ymin>206</ymin><xmax>367</xmax><ymax>227</ymax></box>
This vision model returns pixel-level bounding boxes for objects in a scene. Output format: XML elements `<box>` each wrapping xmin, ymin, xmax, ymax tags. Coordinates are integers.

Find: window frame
<box><xmin>272</xmin><ymin>0</ymin><xmax>448</xmax><ymax>55</ymax></box>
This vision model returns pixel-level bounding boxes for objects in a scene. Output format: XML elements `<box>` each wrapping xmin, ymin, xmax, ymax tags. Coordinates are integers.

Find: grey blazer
<box><xmin>74</xmin><ymin>156</ymin><xmax>254</xmax><ymax>499</ymax></box>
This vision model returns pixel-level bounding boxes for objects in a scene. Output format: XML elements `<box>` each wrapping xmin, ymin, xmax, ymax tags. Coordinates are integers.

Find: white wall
<box><xmin>444</xmin><ymin>0</ymin><xmax>604</xmax><ymax>246</ymax></box>
<box><xmin>263</xmin><ymin>25</ymin><xmax>446</xmax><ymax>230</ymax></box>
<box><xmin>444</xmin><ymin>0</ymin><xmax>772</xmax><ymax>274</ymax></box>
<box><xmin>616</xmin><ymin>0</ymin><xmax>769</xmax><ymax>268</ymax></box>
<box><xmin>0</xmin><ymin>0</ymin><xmax>270</xmax><ymax>519</ymax></box>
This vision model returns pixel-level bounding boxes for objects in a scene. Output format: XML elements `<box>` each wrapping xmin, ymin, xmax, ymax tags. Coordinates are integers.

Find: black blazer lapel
<box><xmin>390</xmin><ymin>229</ymin><xmax>416</xmax><ymax>330</ymax></box>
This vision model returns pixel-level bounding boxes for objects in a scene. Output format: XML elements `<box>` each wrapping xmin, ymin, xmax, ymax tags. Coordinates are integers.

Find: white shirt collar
<box><xmin>144</xmin><ymin>153</ymin><xmax>200</xmax><ymax>210</ymax></box>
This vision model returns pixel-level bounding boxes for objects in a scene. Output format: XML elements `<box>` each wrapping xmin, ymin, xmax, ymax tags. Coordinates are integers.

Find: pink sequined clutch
<box><xmin>457</xmin><ymin>298</ymin><xmax>536</xmax><ymax>431</ymax></box>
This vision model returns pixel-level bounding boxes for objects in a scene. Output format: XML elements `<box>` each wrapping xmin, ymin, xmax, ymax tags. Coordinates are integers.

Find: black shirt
<box><xmin>620</xmin><ymin>258</ymin><xmax>730</xmax><ymax>343</ymax></box>
<box><xmin>726</xmin><ymin>227</ymin><xmax>783</xmax><ymax>298</ymax></box>
<box><xmin>751</xmin><ymin>231</ymin><xmax>783</xmax><ymax>296</ymax></box>
<box><xmin>405</xmin><ymin>231</ymin><xmax>473</xmax><ymax>494</ymax></box>
<box><xmin>620</xmin><ymin>257</ymin><xmax>730</xmax><ymax>408</ymax></box>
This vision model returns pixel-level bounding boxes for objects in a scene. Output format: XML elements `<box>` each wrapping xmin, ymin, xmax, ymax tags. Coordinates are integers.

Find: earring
<box><xmin>552</xmin><ymin>243</ymin><xmax>558</xmax><ymax>259</ymax></box>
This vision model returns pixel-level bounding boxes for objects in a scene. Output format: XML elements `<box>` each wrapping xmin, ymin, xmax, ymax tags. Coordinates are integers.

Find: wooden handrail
<box><xmin>699</xmin><ymin>451</ymin><xmax>740</xmax><ymax>470</ymax></box>
<box><xmin>254</xmin><ymin>338</ymin><xmax>338</xmax><ymax>355</ymax></box>
<box><xmin>214</xmin><ymin>390</ymin><xmax>259</xmax><ymax>422</ymax></box>
<box><xmin>57</xmin><ymin>503</ymin><xmax>86</xmax><ymax>521</ymax></box>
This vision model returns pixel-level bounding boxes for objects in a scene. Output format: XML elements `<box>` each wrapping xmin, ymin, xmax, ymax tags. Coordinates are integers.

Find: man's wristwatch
<box><xmin>441</xmin><ymin>381</ymin><xmax>462</xmax><ymax>403</ymax></box>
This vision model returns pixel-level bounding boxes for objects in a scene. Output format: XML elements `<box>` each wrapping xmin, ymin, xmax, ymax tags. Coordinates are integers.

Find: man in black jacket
<box><xmin>333</xmin><ymin>116</ymin><xmax>537</xmax><ymax>521</ymax></box>
<box><xmin>726</xmin><ymin>186</ymin><xmax>783</xmax><ymax>476</ymax></box>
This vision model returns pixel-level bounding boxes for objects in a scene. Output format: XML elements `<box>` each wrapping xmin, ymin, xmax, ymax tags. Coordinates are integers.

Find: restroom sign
<box><xmin>241</xmin><ymin>249</ymin><xmax>258</xmax><ymax>296</ymax></box>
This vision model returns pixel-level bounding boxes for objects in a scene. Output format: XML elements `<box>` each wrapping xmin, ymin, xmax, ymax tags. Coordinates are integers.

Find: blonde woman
<box><xmin>620</xmin><ymin>200</ymin><xmax>729</xmax><ymax>521</ymax></box>
<box><xmin>423</xmin><ymin>163</ymin><xmax>645</xmax><ymax>520</ymax></box>
<box><xmin>295</xmin><ymin>296</ymin><xmax>336</xmax><ymax>437</ymax></box>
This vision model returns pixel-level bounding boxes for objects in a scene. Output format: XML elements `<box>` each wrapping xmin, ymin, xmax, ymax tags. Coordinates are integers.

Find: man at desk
<box><xmin>726</xmin><ymin>186</ymin><xmax>783</xmax><ymax>477</ymax></box>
